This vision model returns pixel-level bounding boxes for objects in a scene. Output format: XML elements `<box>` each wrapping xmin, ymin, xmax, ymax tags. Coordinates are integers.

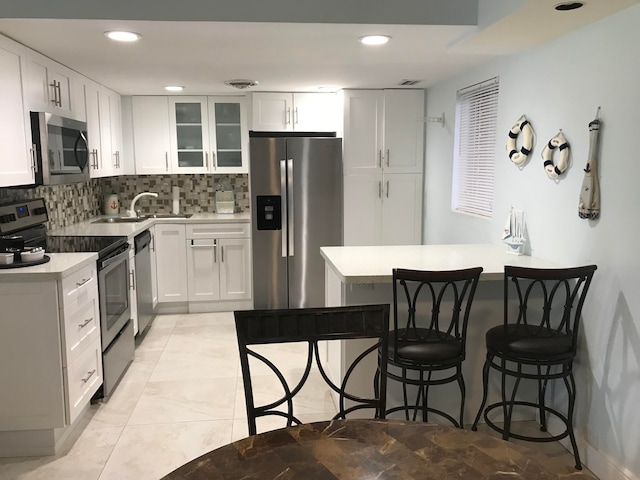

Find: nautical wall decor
<box><xmin>542</xmin><ymin>130</ymin><xmax>570</xmax><ymax>179</ymax></box>
<box><xmin>506</xmin><ymin>115</ymin><xmax>535</xmax><ymax>166</ymax></box>
<box><xmin>579</xmin><ymin>107</ymin><xmax>601</xmax><ymax>219</ymax></box>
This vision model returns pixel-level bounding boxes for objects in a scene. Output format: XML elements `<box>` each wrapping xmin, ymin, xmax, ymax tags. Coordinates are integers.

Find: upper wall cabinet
<box><xmin>343</xmin><ymin>89</ymin><xmax>425</xmax><ymax>175</ymax></box>
<box><xmin>129</xmin><ymin>95</ymin><xmax>248</xmax><ymax>175</ymax></box>
<box><xmin>0</xmin><ymin>35</ymin><xmax>35</xmax><ymax>187</ymax></box>
<box><xmin>25</xmin><ymin>49</ymin><xmax>83</xmax><ymax>121</ymax></box>
<box><xmin>251</xmin><ymin>92</ymin><xmax>338</xmax><ymax>132</ymax></box>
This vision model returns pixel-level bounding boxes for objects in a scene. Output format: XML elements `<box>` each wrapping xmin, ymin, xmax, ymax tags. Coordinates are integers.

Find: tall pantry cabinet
<box><xmin>342</xmin><ymin>89</ymin><xmax>425</xmax><ymax>246</ymax></box>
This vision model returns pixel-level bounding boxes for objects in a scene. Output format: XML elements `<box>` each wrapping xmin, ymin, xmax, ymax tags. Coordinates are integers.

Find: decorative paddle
<box><xmin>578</xmin><ymin>107</ymin><xmax>601</xmax><ymax>219</ymax></box>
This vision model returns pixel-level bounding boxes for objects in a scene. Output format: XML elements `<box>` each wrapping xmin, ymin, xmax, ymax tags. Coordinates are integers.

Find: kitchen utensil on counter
<box><xmin>215</xmin><ymin>177</ymin><xmax>235</xmax><ymax>214</ymax></box>
<box><xmin>103</xmin><ymin>194</ymin><xmax>119</xmax><ymax>216</ymax></box>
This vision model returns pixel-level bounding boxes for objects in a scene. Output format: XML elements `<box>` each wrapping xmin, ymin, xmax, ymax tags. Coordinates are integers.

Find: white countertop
<box><xmin>0</xmin><ymin>253</ymin><xmax>98</xmax><ymax>281</ymax></box>
<box><xmin>48</xmin><ymin>212</ymin><xmax>251</xmax><ymax>239</ymax></box>
<box><xmin>320</xmin><ymin>244</ymin><xmax>564</xmax><ymax>284</ymax></box>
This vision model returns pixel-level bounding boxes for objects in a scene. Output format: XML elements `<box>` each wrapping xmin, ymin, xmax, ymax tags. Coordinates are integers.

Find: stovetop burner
<box><xmin>46</xmin><ymin>235</ymin><xmax>128</xmax><ymax>259</ymax></box>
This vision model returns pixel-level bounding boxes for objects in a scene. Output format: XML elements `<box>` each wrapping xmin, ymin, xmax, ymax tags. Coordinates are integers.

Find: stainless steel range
<box><xmin>0</xmin><ymin>197</ymin><xmax>134</xmax><ymax>398</ymax></box>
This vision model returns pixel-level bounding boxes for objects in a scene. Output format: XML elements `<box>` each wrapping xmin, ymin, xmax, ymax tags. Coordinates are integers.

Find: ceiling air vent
<box><xmin>397</xmin><ymin>79</ymin><xmax>422</xmax><ymax>86</ymax></box>
<box><xmin>224</xmin><ymin>79</ymin><xmax>259</xmax><ymax>89</ymax></box>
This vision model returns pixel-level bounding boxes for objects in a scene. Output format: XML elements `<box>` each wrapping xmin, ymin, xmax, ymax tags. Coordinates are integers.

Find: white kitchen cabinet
<box><xmin>129</xmin><ymin>95</ymin><xmax>249</xmax><ymax>174</ymax></box>
<box><xmin>84</xmin><ymin>78</ymin><xmax>103</xmax><ymax>177</ymax></box>
<box><xmin>251</xmin><ymin>92</ymin><xmax>338</xmax><ymax>132</ymax></box>
<box><xmin>0</xmin><ymin>263</ymin><xmax>102</xmax><ymax>442</ymax></box>
<box><xmin>343</xmin><ymin>89</ymin><xmax>424</xmax><ymax>246</ymax></box>
<box><xmin>186</xmin><ymin>223</ymin><xmax>252</xmax><ymax>302</ymax></box>
<box><xmin>100</xmin><ymin>86</ymin><xmax>124</xmax><ymax>176</ymax></box>
<box><xmin>25</xmin><ymin>49</ymin><xmax>79</xmax><ymax>119</ymax></box>
<box><xmin>0</xmin><ymin>35</ymin><xmax>35</xmax><ymax>187</ymax></box>
<box><xmin>155</xmin><ymin>223</ymin><xmax>188</xmax><ymax>303</ymax></box>
<box><xmin>131</xmin><ymin>96</ymin><xmax>172</xmax><ymax>174</ymax></box>
<box><xmin>343</xmin><ymin>89</ymin><xmax>424</xmax><ymax>175</ymax></box>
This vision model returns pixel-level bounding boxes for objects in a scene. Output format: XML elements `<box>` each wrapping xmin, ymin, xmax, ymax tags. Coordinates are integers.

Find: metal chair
<box><xmin>386</xmin><ymin>267</ymin><xmax>483</xmax><ymax>427</ymax></box>
<box><xmin>471</xmin><ymin>265</ymin><xmax>597</xmax><ymax>470</ymax></box>
<box><xmin>235</xmin><ymin>304</ymin><xmax>389</xmax><ymax>436</ymax></box>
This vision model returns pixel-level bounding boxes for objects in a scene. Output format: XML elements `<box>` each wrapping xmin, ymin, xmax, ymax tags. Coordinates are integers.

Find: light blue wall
<box><xmin>424</xmin><ymin>5</ymin><xmax>640</xmax><ymax>478</ymax></box>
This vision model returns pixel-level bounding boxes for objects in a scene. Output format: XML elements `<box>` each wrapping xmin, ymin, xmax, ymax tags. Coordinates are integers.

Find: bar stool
<box><xmin>471</xmin><ymin>265</ymin><xmax>597</xmax><ymax>470</ymax></box>
<box><xmin>385</xmin><ymin>267</ymin><xmax>483</xmax><ymax>427</ymax></box>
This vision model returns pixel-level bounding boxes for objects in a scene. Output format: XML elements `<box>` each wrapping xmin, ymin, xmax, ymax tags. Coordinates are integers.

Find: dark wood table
<box><xmin>161</xmin><ymin>419</ymin><xmax>595</xmax><ymax>479</ymax></box>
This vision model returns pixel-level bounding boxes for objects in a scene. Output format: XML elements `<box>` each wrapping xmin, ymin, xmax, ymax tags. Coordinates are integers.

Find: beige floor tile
<box><xmin>127</xmin><ymin>377</ymin><xmax>238</xmax><ymax>425</ymax></box>
<box><xmin>0</xmin><ymin>426</ymin><xmax>122</xmax><ymax>480</ymax></box>
<box><xmin>84</xmin><ymin>381</ymin><xmax>147</xmax><ymax>430</ymax></box>
<box><xmin>163</xmin><ymin>324</ymin><xmax>238</xmax><ymax>353</ymax></box>
<box><xmin>149</xmin><ymin>345</ymin><xmax>239</xmax><ymax>382</ymax></box>
<box><xmin>97</xmin><ymin>420</ymin><xmax>233</xmax><ymax>480</ymax></box>
<box><xmin>175</xmin><ymin>311</ymin><xmax>235</xmax><ymax>328</ymax></box>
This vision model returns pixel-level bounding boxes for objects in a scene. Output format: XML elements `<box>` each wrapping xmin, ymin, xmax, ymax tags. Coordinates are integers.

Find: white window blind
<box><xmin>451</xmin><ymin>77</ymin><xmax>499</xmax><ymax>218</ymax></box>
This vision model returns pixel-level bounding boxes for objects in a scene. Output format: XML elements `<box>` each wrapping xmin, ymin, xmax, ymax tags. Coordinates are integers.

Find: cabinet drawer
<box><xmin>61</xmin><ymin>263</ymin><xmax>97</xmax><ymax>307</ymax></box>
<box><xmin>186</xmin><ymin>222</ymin><xmax>250</xmax><ymax>239</ymax></box>
<box><xmin>64</xmin><ymin>339</ymin><xmax>102</xmax><ymax>425</ymax></box>
<box><xmin>62</xmin><ymin>286</ymin><xmax>100</xmax><ymax>366</ymax></box>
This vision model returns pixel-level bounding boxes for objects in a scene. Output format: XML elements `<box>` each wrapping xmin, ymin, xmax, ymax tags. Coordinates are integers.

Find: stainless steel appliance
<box><xmin>250</xmin><ymin>134</ymin><xmax>343</xmax><ymax>309</ymax></box>
<box><xmin>30</xmin><ymin>111</ymin><xmax>90</xmax><ymax>185</ymax></box>
<box><xmin>134</xmin><ymin>230</ymin><xmax>154</xmax><ymax>335</ymax></box>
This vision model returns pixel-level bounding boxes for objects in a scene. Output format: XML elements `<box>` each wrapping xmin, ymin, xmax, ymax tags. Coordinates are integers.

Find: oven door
<box><xmin>98</xmin><ymin>244</ymin><xmax>131</xmax><ymax>350</ymax></box>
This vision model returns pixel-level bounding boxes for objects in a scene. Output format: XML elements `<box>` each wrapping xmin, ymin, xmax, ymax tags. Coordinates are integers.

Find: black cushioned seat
<box><xmin>471</xmin><ymin>265</ymin><xmax>597</xmax><ymax>470</ymax></box>
<box><xmin>383</xmin><ymin>267</ymin><xmax>483</xmax><ymax>427</ymax></box>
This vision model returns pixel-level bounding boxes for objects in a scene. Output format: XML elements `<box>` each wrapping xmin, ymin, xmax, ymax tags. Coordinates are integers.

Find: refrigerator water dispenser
<box><xmin>256</xmin><ymin>196</ymin><xmax>282</xmax><ymax>230</ymax></box>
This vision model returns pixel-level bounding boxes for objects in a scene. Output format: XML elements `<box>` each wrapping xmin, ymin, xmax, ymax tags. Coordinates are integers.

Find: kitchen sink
<box><xmin>92</xmin><ymin>214</ymin><xmax>193</xmax><ymax>224</ymax></box>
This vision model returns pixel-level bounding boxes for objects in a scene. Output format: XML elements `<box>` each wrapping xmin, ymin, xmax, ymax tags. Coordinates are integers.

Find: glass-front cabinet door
<box><xmin>169</xmin><ymin>97</ymin><xmax>210</xmax><ymax>173</ymax></box>
<box><xmin>207</xmin><ymin>96</ymin><xmax>249</xmax><ymax>174</ymax></box>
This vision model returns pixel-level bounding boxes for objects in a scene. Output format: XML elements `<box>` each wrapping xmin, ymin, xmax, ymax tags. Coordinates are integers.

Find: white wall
<box><xmin>424</xmin><ymin>5</ymin><xmax>640</xmax><ymax>479</ymax></box>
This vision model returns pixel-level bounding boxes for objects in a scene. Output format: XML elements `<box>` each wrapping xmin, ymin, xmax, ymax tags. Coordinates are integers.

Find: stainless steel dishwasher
<box><xmin>134</xmin><ymin>229</ymin><xmax>154</xmax><ymax>335</ymax></box>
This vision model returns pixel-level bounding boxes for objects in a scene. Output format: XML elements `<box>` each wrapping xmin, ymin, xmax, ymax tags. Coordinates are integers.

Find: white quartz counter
<box><xmin>0</xmin><ymin>253</ymin><xmax>97</xmax><ymax>281</ymax></box>
<box><xmin>320</xmin><ymin>244</ymin><xmax>563</xmax><ymax>284</ymax></box>
<box><xmin>48</xmin><ymin>212</ymin><xmax>251</xmax><ymax>239</ymax></box>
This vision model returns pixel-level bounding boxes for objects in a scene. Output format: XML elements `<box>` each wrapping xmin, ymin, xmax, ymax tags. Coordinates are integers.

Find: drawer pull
<box><xmin>76</xmin><ymin>278</ymin><xmax>91</xmax><ymax>288</ymax></box>
<box><xmin>78</xmin><ymin>318</ymin><xmax>93</xmax><ymax>329</ymax></box>
<box><xmin>81</xmin><ymin>369</ymin><xmax>97</xmax><ymax>384</ymax></box>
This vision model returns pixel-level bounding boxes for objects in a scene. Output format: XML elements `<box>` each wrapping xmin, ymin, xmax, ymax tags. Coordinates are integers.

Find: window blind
<box><xmin>451</xmin><ymin>77</ymin><xmax>499</xmax><ymax>218</ymax></box>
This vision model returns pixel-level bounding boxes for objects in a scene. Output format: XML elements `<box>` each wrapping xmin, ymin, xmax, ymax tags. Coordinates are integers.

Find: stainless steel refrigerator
<box><xmin>250</xmin><ymin>135</ymin><xmax>343</xmax><ymax>309</ymax></box>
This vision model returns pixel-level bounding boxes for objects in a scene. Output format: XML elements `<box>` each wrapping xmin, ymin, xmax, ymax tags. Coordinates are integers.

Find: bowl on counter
<box><xmin>20</xmin><ymin>248</ymin><xmax>45</xmax><ymax>263</ymax></box>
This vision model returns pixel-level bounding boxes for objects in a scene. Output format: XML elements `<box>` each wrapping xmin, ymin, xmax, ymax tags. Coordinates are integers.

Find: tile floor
<box><xmin>0</xmin><ymin>311</ymin><xmax>596</xmax><ymax>479</ymax></box>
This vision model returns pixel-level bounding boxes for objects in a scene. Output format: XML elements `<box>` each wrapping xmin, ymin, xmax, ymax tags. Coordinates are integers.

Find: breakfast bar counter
<box><xmin>320</xmin><ymin>244</ymin><xmax>564</xmax><ymax>425</ymax></box>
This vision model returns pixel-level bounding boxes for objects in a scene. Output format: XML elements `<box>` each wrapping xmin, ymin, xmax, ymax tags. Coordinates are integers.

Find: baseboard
<box><xmin>547</xmin><ymin>417</ymin><xmax>638</xmax><ymax>480</ymax></box>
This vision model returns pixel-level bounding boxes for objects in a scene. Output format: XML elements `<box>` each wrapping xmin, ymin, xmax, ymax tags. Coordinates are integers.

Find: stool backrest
<box><xmin>392</xmin><ymin>267</ymin><xmax>483</xmax><ymax>362</ymax></box>
<box><xmin>504</xmin><ymin>265</ymin><xmax>597</xmax><ymax>351</ymax></box>
<box><xmin>235</xmin><ymin>304</ymin><xmax>389</xmax><ymax>436</ymax></box>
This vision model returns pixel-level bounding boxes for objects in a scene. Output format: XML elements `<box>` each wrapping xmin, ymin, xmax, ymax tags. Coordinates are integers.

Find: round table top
<box><xmin>162</xmin><ymin>419</ymin><xmax>594</xmax><ymax>479</ymax></box>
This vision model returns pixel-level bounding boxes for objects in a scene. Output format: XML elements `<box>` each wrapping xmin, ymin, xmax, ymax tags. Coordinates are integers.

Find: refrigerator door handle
<box><xmin>280</xmin><ymin>159</ymin><xmax>288</xmax><ymax>258</ymax></box>
<box><xmin>287</xmin><ymin>159</ymin><xmax>294</xmax><ymax>257</ymax></box>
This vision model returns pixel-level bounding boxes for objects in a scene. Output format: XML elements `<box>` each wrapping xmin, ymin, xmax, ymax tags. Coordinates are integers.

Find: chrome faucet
<box><xmin>127</xmin><ymin>192</ymin><xmax>158</xmax><ymax>217</ymax></box>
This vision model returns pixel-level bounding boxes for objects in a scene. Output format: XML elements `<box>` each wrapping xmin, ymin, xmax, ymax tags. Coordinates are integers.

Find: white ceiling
<box><xmin>0</xmin><ymin>0</ymin><xmax>637</xmax><ymax>96</ymax></box>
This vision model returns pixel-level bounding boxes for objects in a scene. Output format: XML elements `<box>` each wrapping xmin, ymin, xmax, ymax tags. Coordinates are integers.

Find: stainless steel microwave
<box><xmin>30</xmin><ymin>112</ymin><xmax>90</xmax><ymax>186</ymax></box>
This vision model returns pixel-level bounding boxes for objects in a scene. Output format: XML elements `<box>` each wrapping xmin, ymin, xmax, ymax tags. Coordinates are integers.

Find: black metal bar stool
<box><xmin>384</xmin><ymin>267</ymin><xmax>483</xmax><ymax>427</ymax></box>
<box><xmin>471</xmin><ymin>265</ymin><xmax>597</xmax><ymax>470</ymax></box>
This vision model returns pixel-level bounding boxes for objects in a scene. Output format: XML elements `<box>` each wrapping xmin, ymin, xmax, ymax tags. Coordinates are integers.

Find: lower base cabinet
<box><xmin>155</xmin><ymin>222</ymin><xmax>252</xmax><ymax>311</ymax></box>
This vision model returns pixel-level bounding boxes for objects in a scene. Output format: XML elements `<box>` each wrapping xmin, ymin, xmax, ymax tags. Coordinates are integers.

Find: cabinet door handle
<box><xmin>81</xmin><ymin>369</ymin><xmax>97</xmax><ymax>384</ymax></box>
<box><xmin>214</xmin><ymin>240</ymin><xmax>218</xmax><ymax>263</ymax></box>
<box><xmin>205</xmin><ymin>151</ymin><xmax>208</xmax><ymax>168</ymax></box>
<box><xmin>378</xmin><ymin>181</ymin><xmax>382</xmax><ymax>199</ymax></box>
<box><xmin>78</xmin><ymin>318</ymin><xmax>93</xmax><ymax>329</ymax></box>
<box><xmin>49</xmin><ymin>80</ymin><xmax>60</xmax><ymax>106</ymax></box>
<box><xmin>212</xmin><ymin>151</ymin><xmax>217</xmax><ymax>169</ymax></box>
<box><xmin>76</xmin><ymin>278</ymin><xmax>91</xmax><ymax>288</ymax></box>
<box><xmin>294</xmin><ymin>107</ymin><xmax>299</xmax><ymax>125</ymax></box>
<box><xmin>378</xmin><ymin>150</ymin><xmax>382</xmax><ymax>168</ymax></box>
<box><xmin>130</xmin><ymin>270</ymin><xmax>135</xmax><ymax>290</ymax></box>
<box><xmin>386</xmin><ymin>149</ymin><xmax>390</xmax><ymax>167</ymax></box>
<box><xmin>30</xmin><ymin>145</ymin><xmax>38</xmax><ymax>173</ymax></box>
<box><xmin>165</xmin><ymin>152</ymin><xmax>169</xmax><ymax>171</ymax></box>
<box><xmin>386</xmin><ymin>180</ymin><xmax>389</xmax><ymax>198</ymax></box>
<box><xmin>57</xmin><ymin>81</ymin><xmax>63</xmax><ymax>107</ymax></box>
<box><xmin>151</xmin><ymin>233</ymin><xmax>155</xmax><ymax>252</ymax></box>
<box><xmin>286</xmin><ymin>107</ymin><xmax>291</xmax><ymax>125</ymax></box>
<box><xmin>221</xmin><ymin>245</ymin><xmax>224</xmax><ymax>263</ymax></box>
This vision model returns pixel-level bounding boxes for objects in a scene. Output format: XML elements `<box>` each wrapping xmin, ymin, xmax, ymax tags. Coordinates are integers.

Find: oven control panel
<box><xmin>0</xmin><ymin>198</ymin><xmax>48</xmax><ymax>235</ymax></box>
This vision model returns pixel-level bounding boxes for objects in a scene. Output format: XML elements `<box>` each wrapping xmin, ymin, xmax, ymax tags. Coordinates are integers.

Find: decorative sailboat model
<box><xmin>502</xmin><ymin>207</ymin><xmax>526</xmax><ymax>255</ymax></box>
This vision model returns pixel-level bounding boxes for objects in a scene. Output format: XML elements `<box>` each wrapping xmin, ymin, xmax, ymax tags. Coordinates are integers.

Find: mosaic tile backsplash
<box><xmin>0</xmin><ymin>174</ymin><xmax>249</xmax><ymax>230</ymax></box>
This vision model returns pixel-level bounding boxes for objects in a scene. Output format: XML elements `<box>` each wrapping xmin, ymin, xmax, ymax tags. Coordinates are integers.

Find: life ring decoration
<box><xmin>506</xmin><ymin>114</ymin><xmax>534</xmax><ymax>166</ymax></box>
<box><xmin>542</xmin><ymin>130</ymin><xmax>570</xmax><ymax>179</ymax></box>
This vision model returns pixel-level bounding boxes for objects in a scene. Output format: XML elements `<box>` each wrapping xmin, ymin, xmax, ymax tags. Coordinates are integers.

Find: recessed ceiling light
<box><xmin>359</xmin><ymin>35</ymin><xmax>391</xmax><ymax>46</ymax></box>
<box><xmin>554</xmin><ymin>2</ymin><xmax>585</xmax><ymax>11</ymax></box>
<box><xmin>104</xmin><ymin>31</ymin><xmax>141</xmax><ymax>42</ymax></box>
<box><xmin>164</xmin><ymin>85</ymin><xmax>184</xmax><ymax>92</ymax></box>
